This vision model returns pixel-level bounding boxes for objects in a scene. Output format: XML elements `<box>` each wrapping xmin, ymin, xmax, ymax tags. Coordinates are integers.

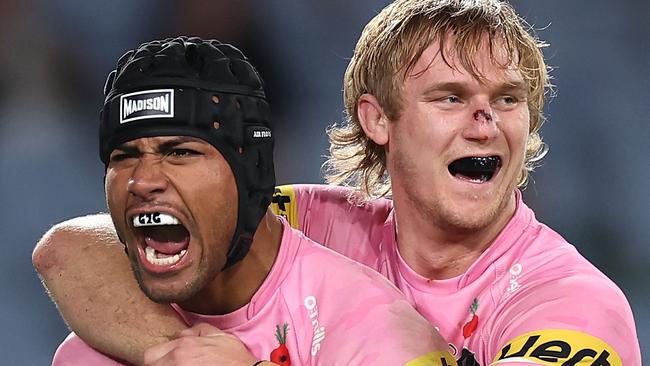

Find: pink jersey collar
<box><xmin>172</xmin><ymin>216</ymin><xmax>300</xmax><ymax>330</ymax></box>
<box><xmin>386</xmin><ymin>189</ymin><xmax>535</xmax><ymax>294</ymax></box>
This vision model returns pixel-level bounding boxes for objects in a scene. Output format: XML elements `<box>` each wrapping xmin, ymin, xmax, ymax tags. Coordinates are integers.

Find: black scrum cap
<box><xmin>100</xmin><ymin>37</ymin><xmax>275</xmax><ymax>268</ymax></box>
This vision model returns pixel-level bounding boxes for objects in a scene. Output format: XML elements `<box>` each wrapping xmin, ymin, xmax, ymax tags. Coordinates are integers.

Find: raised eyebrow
<box><xmin>421</xmin><ymin>81</ymin><xmax>528</xmax><ymax>96</ymax></box>
<box><xmin>422</xmin><ymin>82</ymin><xmax>469</xmax><ymax>96</ymax></box>
<box><xmin>497</xmin><ymin>80</ymin><xmax>528</xmax><ymax>95</ymax></box>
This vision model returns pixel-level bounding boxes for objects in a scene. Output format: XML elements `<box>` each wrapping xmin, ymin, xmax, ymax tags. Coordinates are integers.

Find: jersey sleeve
<box><xmin>52</xmin><ymin>333</ymin><xmax>128</xmax><ymax>366</ymax></box>
<box><xmin>487</xmin><ymin>274</ymin><xmax>641</xmax><ymax>366</ymax></box>
<box><xmin>270</xmin><ymin>184</ymin><xmax>392</xmax><ymax>268</ymax></box>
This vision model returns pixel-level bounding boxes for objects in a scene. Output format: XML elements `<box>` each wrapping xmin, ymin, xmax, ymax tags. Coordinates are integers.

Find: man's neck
<box><xmin>179</xmin><ymin>210</ymin><xmax>283</xmax><ymax>315</ymax></box>
<box><xmin>394</xmin><ymin>193</ymin><xmax>517</xmax><ymax>280</ymax></box>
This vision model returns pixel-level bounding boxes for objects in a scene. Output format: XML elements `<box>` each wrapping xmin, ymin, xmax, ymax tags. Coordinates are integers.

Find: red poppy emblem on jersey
<box><xmin>270</xmin><ymin>322</ymin><xmax>291</xmax><ymax>365</ymax></box>
<box><xmin>462</xmin><ymin>298</ymin><xmax>479</xmax><ymax>339</ymax></box>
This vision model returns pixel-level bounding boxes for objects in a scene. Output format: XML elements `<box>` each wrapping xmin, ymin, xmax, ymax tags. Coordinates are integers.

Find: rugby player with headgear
<box><xmin>48</xmin><ymin>36</ymin><xmax>453</xmax><ymax>365</ymax></box>
<box><xmin>35</xmin><ymin>0</ymin><xmax>641</xmax><ymax>365</ymax></box>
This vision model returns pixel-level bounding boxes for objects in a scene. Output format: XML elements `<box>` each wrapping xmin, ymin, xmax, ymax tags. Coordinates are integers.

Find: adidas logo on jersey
<box><xmin>120</xmin><ymin>89</ymin><xmax>174</xmax><ymax>123</ymax></box>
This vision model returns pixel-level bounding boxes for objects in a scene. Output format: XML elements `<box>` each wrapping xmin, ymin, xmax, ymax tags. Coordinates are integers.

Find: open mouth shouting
<box><xmin>132</xmin><ymin>212</ymin><xmax>190</xmax><ymax>273</ymax></box>
<box><xmin>448</xmin><ymin>156</ymin><xmax>502</xmax><ymax>184</ymax></box>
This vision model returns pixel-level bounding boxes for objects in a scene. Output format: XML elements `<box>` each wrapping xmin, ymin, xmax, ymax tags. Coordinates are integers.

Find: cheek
<box><xmin>104</xmin><ymin>170</ymin><xmax>130</xmax><ymax>238</ymax></box>
<box><xmin>104</xmin><ymin>170</ymin><xmax>115</xmax><ymax>195</ymax></box>
<box><xmin>520</xmin><ymin>107</ymin><xmax>531</xmax><ymax>134</ymax></box>
<box><xmin>195</xmin><ymin>172</ymin><xmax>238</xmax><ymax>260</ymax></box>
<box><xmin>209</xmin><ymin>170</ymin><xmax>238</xmax><ymax>220</ymax></box>
<box><xmin>390</xmin><ymin>114</ymin><xmax>456</xmax><ymax>162</ymax></box>
<box><xmin>178</xmin><ymin>163</ymin><xmax>238</xmax><ymax>227</ymax></box>
<box><xmin>104</xmin><ymin>170</ymin><xmax>125</xmax><ymax>210</ymax></box>
<box><xmin>185</xmin><ymin>163</ymin><xmax>236</xmax><ymax>199</ymax></box>
<box><xmin>503</xmin><ymin>109</ymin><xmax>530</xmax><ymax>152</ymax></box>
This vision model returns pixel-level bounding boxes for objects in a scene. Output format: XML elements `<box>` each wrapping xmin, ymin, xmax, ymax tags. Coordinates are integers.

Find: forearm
<box><xmin>33</xmin><ymin>214</ymin><xmax>187</xmax><ymax>365</ymax></box>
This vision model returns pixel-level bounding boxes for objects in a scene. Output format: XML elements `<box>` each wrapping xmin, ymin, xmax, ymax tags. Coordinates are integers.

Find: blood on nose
<box><xmin>473</xmin><ymin>109</ymin><xmax>493</xmax><ymax>123</ymax></box>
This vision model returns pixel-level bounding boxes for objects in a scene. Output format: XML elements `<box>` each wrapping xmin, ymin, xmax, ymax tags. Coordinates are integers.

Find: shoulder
<box><xmin>510</xmin><ymin>210</ymin><xmax>618</xmax><ymax>292</ymax></box>
<box><xmin>499</xmin><ymin>263</ymin><xmax>634</xmax><ymax>326</ymax></box>
<box><xmin>52</xmin><ymin>333</ymin><xmax>125</xmax><ymax>366</ymax></box>
<box><xmin>271</xmin><ymin>184</ymin><xmax>393</xmax><ymax>229</ymax></box>
<box><xmin>502</xmin><ymin>218</ymin><xmax>637</xmax><ymax>331</ymax></box>
<box><xmin>290</xmin><ymin>228</ymin><xmax>401</xmax><ymax>294</ymax></box>
<box><xmin>514</xmin><ymin>219</ymin><xmax>626</xmax><ymax>302</ymax></box>
<box><xmin>272</xmin><ymin>184</ymin><xmax>393</xmax><ymax>264</ymax></box>
<box><xmin>484</xmin><ymin>203</ymin><xmax>641</xmax><ymax>364</ymax></box>
<box><xmin>489</xmin><ymin>234</ymin><xmax>640</xmax><ymax>365</ymax></box>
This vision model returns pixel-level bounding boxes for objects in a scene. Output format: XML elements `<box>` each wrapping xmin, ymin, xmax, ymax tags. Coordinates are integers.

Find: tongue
<box><xmin>142</xmin><ymin>226</ymin><xmax>189</xmax><ymax>255</ymax></box>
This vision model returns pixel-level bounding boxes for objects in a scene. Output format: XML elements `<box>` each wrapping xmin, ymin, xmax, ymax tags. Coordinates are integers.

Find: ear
<box><xmin>357</xmin><ymin>93</ymin><xmax>389</xmax><ymax>145</ymax></box>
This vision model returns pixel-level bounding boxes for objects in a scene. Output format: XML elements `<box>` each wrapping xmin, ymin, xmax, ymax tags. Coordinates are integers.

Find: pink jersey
<box><xmin>271</xmin><ymin>184</ymin><xmax>642</xmax><ymax>366</ymax></box>
<box><xmin>52</xmin><ymin>217</ymin><xmax>456</xmax><ymax>366</ymax></box>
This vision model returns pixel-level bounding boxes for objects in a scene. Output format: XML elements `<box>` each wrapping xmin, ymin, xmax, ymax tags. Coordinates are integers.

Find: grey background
<box><xmin>0</xmin><ymin>0</ymin><xmax>647</xmax><ymax>364</ymax></box>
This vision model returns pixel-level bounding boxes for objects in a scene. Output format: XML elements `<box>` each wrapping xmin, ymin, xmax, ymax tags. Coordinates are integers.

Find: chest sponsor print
<box><xmin>492</xmin><ymin>329</ymin><xmax>622</xmax><ymax>365</ymax></box>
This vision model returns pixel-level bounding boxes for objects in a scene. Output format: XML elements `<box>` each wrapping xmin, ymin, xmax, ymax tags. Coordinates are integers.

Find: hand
<box><xmin>143</xmin><ymin>323</ymin><xmax>261</xmax><ymax>366</ymax></box>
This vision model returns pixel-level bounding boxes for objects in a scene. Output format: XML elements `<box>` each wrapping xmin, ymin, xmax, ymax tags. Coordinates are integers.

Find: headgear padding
<box><xmin>100</xmin><ymin>37</ymin><xmax>275</xmax><ymax>268</ymax></box>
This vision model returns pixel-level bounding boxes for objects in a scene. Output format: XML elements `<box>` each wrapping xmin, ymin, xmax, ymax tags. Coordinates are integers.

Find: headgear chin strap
<box><xmin>100</xmin><ymin>37</ymin><xmax>275</xmax><ymax>268</ymax></box>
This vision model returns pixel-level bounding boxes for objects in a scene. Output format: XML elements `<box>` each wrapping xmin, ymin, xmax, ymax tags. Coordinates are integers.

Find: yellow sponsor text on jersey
<box><xmin>271</xmin><ymin>185</ymin><xmax>299</xmax><ymax>229</ymax></box>
<box><xmin>491</xmin><ymin>329</ymin><xmax>621</xmax><ymax>365</ymax></box>
<box><xmin>405</xmin><ymin>351</ymin><xmax>458</xmax><ymax>366</ymax></box>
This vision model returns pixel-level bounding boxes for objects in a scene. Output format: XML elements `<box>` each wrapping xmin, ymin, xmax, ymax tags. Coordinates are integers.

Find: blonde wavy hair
<box><xmin>324</xmin><ymin>0</ymin><xmax>551</xmax><ymax>199</ymax></box>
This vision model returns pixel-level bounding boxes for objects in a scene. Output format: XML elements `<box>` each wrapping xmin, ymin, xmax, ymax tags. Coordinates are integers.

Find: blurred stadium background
<box><xmin>0</xmin><ymin>0</ymin><xmax>647</xmax><ymax>363</ymax></box>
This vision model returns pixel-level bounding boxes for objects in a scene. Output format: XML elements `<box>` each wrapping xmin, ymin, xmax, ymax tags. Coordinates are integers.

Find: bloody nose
<box><xmin>473</xmin><ymin>109</ymin><xmax>493</xmax><ymax>123</ymax></box>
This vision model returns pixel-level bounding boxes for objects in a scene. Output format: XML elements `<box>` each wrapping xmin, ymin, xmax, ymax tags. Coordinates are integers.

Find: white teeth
<box><xmin>144</xmin><ymin>246</ymin><xmax>187</xmax><ymax>266</ymax></box>
<box><xmin>467</xmin><ymin>176</ymin><xmax>488</xmax><ymax>184</ymax></box>
<box><xmin>133</xmin><ymin>212</ymin><xmax>179</xmax><ymax>227</ymax></box>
